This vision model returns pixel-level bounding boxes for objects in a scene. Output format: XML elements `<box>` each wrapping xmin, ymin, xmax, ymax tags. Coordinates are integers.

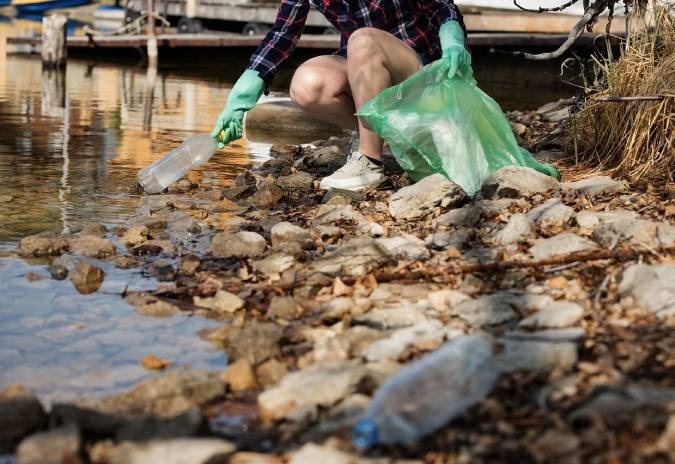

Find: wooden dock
<box><xmin>6</xmin><ymin>32</ymin><xmax>601</xmax><ymax>51</ymax></box>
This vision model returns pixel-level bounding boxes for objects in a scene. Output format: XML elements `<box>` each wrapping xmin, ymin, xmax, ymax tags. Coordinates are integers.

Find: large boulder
<box><xmin>389</xmin><ymin>174</ymin><xmax>467</xmax><ymax>221</ymax></box>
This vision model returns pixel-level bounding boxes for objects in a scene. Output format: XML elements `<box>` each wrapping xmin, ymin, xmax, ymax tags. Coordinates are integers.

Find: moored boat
<box><xmin>13</xmin><ymin>0</ymin><xmax>91</xmax><ymax>15</ymax></box>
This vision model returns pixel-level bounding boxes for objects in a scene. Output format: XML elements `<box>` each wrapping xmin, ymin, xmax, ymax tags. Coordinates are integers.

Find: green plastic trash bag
<box><xmin>357</xmin><ymin>60</ymin><xmax>559</xmax><ymax>196</ymax></box>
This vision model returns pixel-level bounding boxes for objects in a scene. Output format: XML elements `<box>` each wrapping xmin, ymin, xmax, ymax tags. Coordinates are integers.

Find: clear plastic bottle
<box><xmin>352</xmin><ymin>335</ymin><xmax>499</xmax><ymax>449</ymax></box>
<box><xmin>137</xmin><ymin>134</ymin><xmax>218</xmax><ymax>194</ymax></box>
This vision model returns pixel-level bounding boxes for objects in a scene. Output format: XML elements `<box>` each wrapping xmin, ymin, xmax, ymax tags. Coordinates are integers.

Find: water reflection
<box><xmin>0</xmin><ymin>56</ymin><xmax>272</xmax><ymax>244</ymax></box>
<box><xmin>0</xmin><ymin>55</ymin><xmax>275</xmax><ymax>402</ymax></box>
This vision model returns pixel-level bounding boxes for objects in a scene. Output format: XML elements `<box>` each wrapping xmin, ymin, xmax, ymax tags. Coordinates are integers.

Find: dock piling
<box><xmin>41</xmin><ymin>14</ymin><xmax>68</xmax><ymax>69</ymax></box>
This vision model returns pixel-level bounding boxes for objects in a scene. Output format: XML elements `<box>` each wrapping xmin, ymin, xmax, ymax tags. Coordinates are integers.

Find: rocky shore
<box><xmin>2</xmin><ymin>100</ymin><xmax>675</xmax><ymax>463</ymax></box>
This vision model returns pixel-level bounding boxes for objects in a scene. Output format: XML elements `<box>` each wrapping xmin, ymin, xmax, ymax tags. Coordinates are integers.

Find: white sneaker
<box><xmin>319</xmin><ymin>152</ymin><xmax>385</xmax><ymax>191</ymax></box>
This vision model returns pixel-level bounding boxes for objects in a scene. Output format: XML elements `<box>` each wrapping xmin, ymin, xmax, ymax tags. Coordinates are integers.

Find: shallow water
<box><xmin>0</xmin><ymin>56</ymin><xmax>276</xmax><ymax>403</ymax></box>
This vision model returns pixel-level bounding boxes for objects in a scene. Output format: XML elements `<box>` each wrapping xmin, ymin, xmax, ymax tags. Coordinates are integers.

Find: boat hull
<box><xmin>14</xmin><ymin>0</ymin><xmax>91</xmax><ymax>15</ymax></box>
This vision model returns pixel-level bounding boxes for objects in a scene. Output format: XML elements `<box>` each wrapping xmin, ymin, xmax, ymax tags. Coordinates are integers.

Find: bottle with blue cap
<box><xmin>352</xmin><ymin>335</ymin><xmax>499</xmax><ymax>449</ymax></box>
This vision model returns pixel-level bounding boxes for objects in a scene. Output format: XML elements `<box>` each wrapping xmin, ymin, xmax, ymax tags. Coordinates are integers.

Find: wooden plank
<box><xmin>7</xmin><ymin>32</ymin><xmax>605</xmax><ymax>50</ymax></box>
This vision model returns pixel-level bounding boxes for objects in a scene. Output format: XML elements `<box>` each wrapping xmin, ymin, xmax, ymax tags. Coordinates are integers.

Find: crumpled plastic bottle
<box><xmin>352</xmin><ymin>334</ymin><xmax>499</xmax><ymax>449</ymax></box>
<box><xmin>137</xmin><ymin>134</ymin><xmax>217</xmax><ymax>194</ymax></box>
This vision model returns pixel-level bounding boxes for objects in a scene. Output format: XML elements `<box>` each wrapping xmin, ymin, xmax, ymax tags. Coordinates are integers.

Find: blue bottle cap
<box><xmin>352</xmin><ymin>419</ymin><xmax>379</xmax><ymax>450</ymax></box>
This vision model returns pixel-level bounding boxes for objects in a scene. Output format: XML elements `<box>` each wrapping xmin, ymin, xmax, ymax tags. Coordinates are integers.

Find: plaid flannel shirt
<box><xmin>248</xmin><ymin>0</ymin><xmax>464</xmax><ymax>83</ymax></box>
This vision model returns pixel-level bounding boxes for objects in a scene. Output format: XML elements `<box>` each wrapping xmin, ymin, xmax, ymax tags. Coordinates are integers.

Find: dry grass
<box><xmin>572</xmin><ymin>2</ymin><xmax>675</xmax><ymax>186</ymax></box>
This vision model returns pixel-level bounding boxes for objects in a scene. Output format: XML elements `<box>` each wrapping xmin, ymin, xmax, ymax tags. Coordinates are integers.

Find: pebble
<box><xmin>526</xmin><ymin>198</ymin><xmax>575</xmax><ymax>228</ymax></box>
<box><xmin>193</xmin><ymin>290</ymin><xmax>245</xmax><ymax>315</ymax></box>
<box><xmin>70</xmin><ymin>262</ymin><xmax>105</xmax><ymax>294</ymax></box>
<box><xmin>377</xmin><ymin>234</ymin><xmax>430</xmax><ymax>260</ymax></box>
<box><xmin>270</xmin><ymin>222</ymin><xmax>314</xmax><ymax>250</ymax></box>
<box><xmin>210</xmin><ymin>231</ymin><xmax>267</xmax><ymax>259</ymax></box>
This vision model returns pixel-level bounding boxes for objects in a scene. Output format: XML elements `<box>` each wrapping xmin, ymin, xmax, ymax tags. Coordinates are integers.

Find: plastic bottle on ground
<box><xmin>137</xmin><ymin>134</ymin><xmax>218</xmax><ymax>194</ymax></box>
<box><xmin>352</xmin><ymin>334</ymin><xmax>499</xmax><ymax>449</ymax></box>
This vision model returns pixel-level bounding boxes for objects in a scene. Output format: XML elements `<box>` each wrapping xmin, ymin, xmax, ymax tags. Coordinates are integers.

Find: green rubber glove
<box><xmin>439</xmin><ymin>20</ymin><xmax>472</xmax><ymax>80</ymax></box>
<box><xmin>211</xmin><ymin>69</ymin><xmax>265</xmax><ymax>149</ymax></box>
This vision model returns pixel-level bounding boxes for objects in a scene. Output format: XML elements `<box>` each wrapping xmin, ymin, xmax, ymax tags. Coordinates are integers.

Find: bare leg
<box><xmin>346</xmin><ymin>28</ymin><xmax>421</xmax><ymax>160</ymax></box>
<box><xmin>289</xmin><ymin>55</ymin><xmax>357</xmax><ymax>130</ymax></box>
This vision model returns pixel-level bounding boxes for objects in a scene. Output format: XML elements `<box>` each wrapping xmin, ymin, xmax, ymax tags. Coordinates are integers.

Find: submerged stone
<box><xmin>70</xmin><ymin>262</ymin><xmax>105</xmax><ymax>294</ymax></box>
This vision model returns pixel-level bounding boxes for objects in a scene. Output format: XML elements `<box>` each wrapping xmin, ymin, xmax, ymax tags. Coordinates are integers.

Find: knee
<box><xmin>347</xmin><ymin>28</ymin><xmax>382</xmax><ymax>64</ymax></box>
<box><xmin>290</xmin><ymin>67</ymin><xmax>325</xmax><ymax>109</ymax></box>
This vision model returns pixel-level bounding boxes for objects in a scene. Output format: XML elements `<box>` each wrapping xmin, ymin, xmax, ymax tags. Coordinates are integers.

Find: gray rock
<box><xmin>312</xmin><ymin>205</ymin><xmax>383</xmax><ymax>237</ymax></box>
<box><xmin>252</xmin><ymin>254</ymin><xmax>295</xmax><ymax>278</ymax></box>
<box><xmin>493</xmin><ymin>213</ymin><xmax>536</xmax><ymax>245</ymax></box>
<box><xmin>309</xmin><ymin>237</ymin><xmax>391</xmax><ymax>277</ymax></box>
<box><xmin>502</xmin><ymin>327</ymin><xmax>586</xmax><ymax>343</ymax></box>
<box><xmin>618</xmin><ymin>264</ymin><xmax>675</xmax><ymax>318</ymax></box>
<box><xmin>569</xmin><ymin>385</ymin><xmax>675</xmax><ymax>426</ymax></box>
<box><xmin>109</xmin><ymin>438</ymin><xmax>235</xmax><ymax>464</ymax></box>
<box><xmin>434</xmin><ymin>205</ymin><xmax>482</xmax><ymax>228</ymax></box>
<box><xmin>389</xmin><ymin>174</ymin><xmax>467</xmax><ymax>221</ymax></box>
<box><xmin>354</xmin><ymin>305</ymin><xmax>428</xmax><ymax>330</ymax></box>
<box><xmin>76</xmin><ymin>368</ymin><xmax>225</xmax><ymax>418</ymax></box>
<box><xmin>288</xmin><ymin>443</ymin><xmax>369</xmax><ymax>464</ymax></box>
<box><xmin>0</xmin><ymin>385</ymin><xmax>47</xmax><ymax>452</ymax></box>
<box><xmin>193</xmin><ymin>290</ymin><xmax>245</xmax><ymax>315</ymax></box>
<box><xmin>482</xmin><ymin>166</ymin><xmax>560</xmax><ymax>199</ymax></box>
<box><xmin>16</xmin><ymin>424</ymin><xmax>80</xmax><ymax>464</ymax></box>
<box><xmin>70</xmin><ymin>262</ymin><xmax>105</xmax><ymax>294</ymax></box>
<box><xmin>270</xmin><ymin>222</ymin><xmax>313</xmax><ymax>250</ymax></box>
<box><xmin>362</xmin><ymin>320</ymin><xmax>452</xmax><ymax>361</ymax></box>
<box><xmin>425</xmin><ymin>229</ymin><xmax>471</xmax><ymax>250</ymax></box>
<box><xmin>18</xmin><ymin>233</ymin><xmax>69</xmax><ymax>257</ymax></box>
<box><xmin>122</xmin><ymin>224</ymin><xmax>149</xmax><ymax>247</ymax></box>
<box><xmin>307</xmin><ymin>145</ymin><xmax>347</xmax><ymax>169</ymax></box>
<box><xmin>69</xmin><ymin>235</ymin><xmax>117</xmax><ymax>258</ymax></box>
<box><xmin>592</xmin><ymin>217</ymin><xmax>675</xmax><ymax>249</ymax></box>
<box><xmin>51</xmin><ymin>254</ymin><xmax>81</xmax><ymax>271</ymax></box>
<box><xmin>527</xmin><ymin>198</ymin><xmax>575</xmax><ymax>228</ymax></box>
<box><xmin>562</xmin><ymin>176</ymin><xmax>628</xmax><ymax>197</ymax></box>
<box><xmin>518</xmin><ymin>301</ymin><xmax>584</xmax><ymax>329</ymax></box>
<box><xmin>258</xmin><ymin>361</ymin><xmax>369</xmax><ymax>421</ymax></box>
<box><xmin>247</xmin><ymin>182</ymin><xmax>284</xmax><ymax>208</ymax></box>
<box><xmin>575</xmin><ymin>209</ymin><xmax>637</xmax><ymax>229</ymax></box>
<box><xmin>276</xmin><ymin>171</ymin><xmax>314</xmax><ymax>191</ymax></box>
<box><xmin>377</xmin><ymin>234</ymin><xmax>430</xmax><ymax>260</ymax></box>
<box><xmin>210</xmin><ymin>231</ymin><xmax>267</xmax><ymax>259</ymax></box>
<box><xmin>530</xmin><ymin>233</ymin><xmax>597</xmax><ymax>260</ymax></box>
<box><xmin>496</xmin><ymin>338</ymin><xmax>578</xmax><ymax>372</ymax></box>
<box><xmin>450</xmin><ymin>291</ymin><xmax>553</xmax><ymax>326</ymax></box>
<box><xmin>476</xmin><ymin>198</ymin><xmax>528</xmax><ymax>216</ymax></box>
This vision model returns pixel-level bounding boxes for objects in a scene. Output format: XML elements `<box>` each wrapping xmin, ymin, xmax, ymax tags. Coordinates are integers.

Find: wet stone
<box><xmin>481</xmin><ymin>166</ymin><xmax>560</xmax><ymax>199</ymax></box>
<box><xmin>18</xmin><ymin>233</ymin><xmax>69</xmax><ymax>257</ymax></box>
<box><xmin>48</xmin><ymin>263</ymin><xmax>68</xmax><ymax>280</ymax></box>
<box><xmin>122</xmin><ymin>224</ymin><xmax>149</xmax><ymax>247</ymax></box>
<box><xmin>0</xmin><ymin>385</ymin><xmax>47</xmax><ymax>452</ymax></box>
<box><xmin>194</xmin><ymin>290</ymin><xmax>245</xmax><ymax>315</ymax></box>
<box><xmin>210</xmin><ymin>231</ymin><xmax>267</xmax><ymax>259</ymax></box>
<box><xmin>530</xmin><ymin>233</ymin><xmax>597</xmax><ymax>260</ymax></box>
<box><xmin>131</xmin><ymin>240</ymin><xmax>176</xmax><ymax>256</ymax></box>
<box><xmin>16</xmin><ymin>423</ymin><xmax>80</xmax><ymax>464</ymax></box>
<box><xmin>69</xmin><ymin>235</ymin><xmax>117</xmax><ymax>259</ymax></box>
<box><xmin>70</xmin><ymin>262</ymin><xmax>105</xmax><ymax>294</ymax></box>
<box><xmin>80</xmin><ymin>223</ymin><xmax>108</xmax><ymax>237</ymax></box>
<box><xmin>389</xmin><ymin>173</ymin><xmax>468</xmax><ymax>221</ymax></box>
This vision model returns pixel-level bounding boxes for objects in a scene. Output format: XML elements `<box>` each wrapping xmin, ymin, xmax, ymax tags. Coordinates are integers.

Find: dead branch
<box><xmin>512</xmin><ymin>0</ymin><xmax>581</xmax><ymax>14</ymax></box>
<box><xmin>513</xmin><ymin>0</ymin><xmax>609</xmax><ymax>60</ymax></box>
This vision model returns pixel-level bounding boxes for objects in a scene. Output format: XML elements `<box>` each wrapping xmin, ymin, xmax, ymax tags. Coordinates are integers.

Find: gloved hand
<box><xmin>211</xmin><ymin>69</ymin><xmax>265</xmax><ymax>148</ymax></box>
<box><xmin>439</xmin><ymin>20</ymin><xmax>472</xmax><ymax>80</ymax></box>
